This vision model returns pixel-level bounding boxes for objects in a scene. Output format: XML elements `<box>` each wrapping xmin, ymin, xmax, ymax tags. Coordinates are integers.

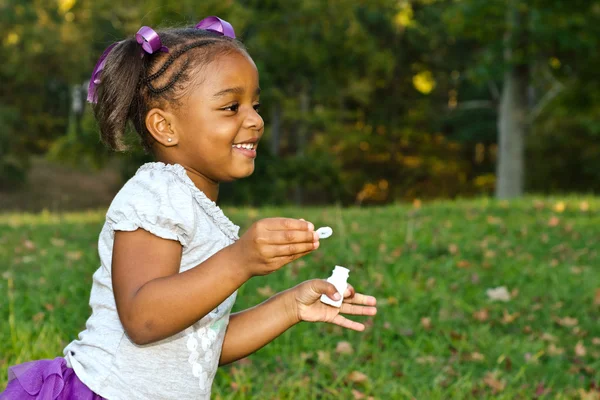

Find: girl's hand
<box><xmin>233</xmin><ymin>218</ymin><xmax>319</xmax><ymax>277</ymax></box>
<box><xmin>290</xmin><ymin>279</ymin><xmax>377</xmax><ymax>331</ymax></box>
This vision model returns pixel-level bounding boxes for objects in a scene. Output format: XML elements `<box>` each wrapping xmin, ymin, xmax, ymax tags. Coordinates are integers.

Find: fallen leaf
<box><xmin>50</xmin><ymin>238</ymin><xmax>66</xmax><ymax>247</ymax></box>
<box><xmin>257</xmin><ymin>286</ymin><xmax>275</xmax><ymax>297</ymax></box>
<box><xmin>416</xmin><ymin>356</ymin><xmax>437</xmax><ymax>364</ymax></box>
<box><xmin>571</xmin><ymin>266</ymin><xmax>584</xmax><ymax>275</ymax></box>
<box><xmin>579</xmin><ymin>201</ymin><xmax>590</xmax><ymax>212</ymax></box>
<box><xmin>553</xmin><ymin>316</ymin><xmax>578</xmax><ymax>327</ymax></box>
<box><xmin>317</xmin><ymin>350</ymin><xmax>332</xmax><ymax>365</ymax></box>
<box><xmin>457</xmin><ymin>260</ymin><xmax>471</xmax><ymax>268</ymax></box>
<box><xmin>502</xmin><ymin>309</ymin><xmax>519</xmax><ymax>324</ymax></box>
<box><xmin>335</xmin><ymin>341</ymin><xmax>354</xmax><ymax>355</ymax></box>
<box><xmin>483</xmin><ymin>371</ymin><xmax>506</xmax><ymax>393</ymax></box>
<box><xmin>347</xmin><ymin>371</ymin><xmax>369</xmax><ymax>384</ymax></box>
<box><xmin>594</xmin><ymin>289</ymin><xmax>600</xmax><ymax>306</ymax></box>
<box><xmin>351</xmin><ymin>389</ymin><xmax>374</xmax><ymax>400</ymax></box>
<box><xmin>469</xmin><ymin>352</ymin><xmax>485</xmax><ymax>362</ymax></box>
<box><xmin>448</xmin><ymin>244</ymin><xmax>459</xmax><ymax>254</ymax></box>
<box><xmin>575</xmin><ymin>341</ymin><xmax>587</xmax><ymax>357</ymax></box>
<box><xmin>578</xmin><ymin>389</ymin><xmax>600</xmax><ymax>400</ymax></box>
<box><xmin>486</xmin><ymin>286</ymin><xmax>511</xmax><ymax>302</ymax></box>
<box><xmin>426</xmin><ymin>277</ymin><xmax>436</xmax><ymax>289</ymax></box>
<box><xmin>547</xmin><ymin>344</ymin><xmax>564</xmax><ymax>356</ymax></box>
<box><xmin>592</xmin><ymin>338</ymin><xmax>600</xmax><ymax>346</ymax></box>
<box><xmin>541</xmin><ymin>333</ymin><xmax>557</xmax><ymax>342</ymax></box>
<box><xmin>553</xmin><ymin>201</ymin><xmax>566</xmax><ymax>213</ymax></box>
<box><xmin>421</xmin><ymin>317</ymin><xmax>432</xmax><ymax>330</ymax></box>
<box><xmin>22</xmin><ymin>239</ymin><xmax>36</xmax><ymax>251</ymax></box>
<box><xmin>473</xmin><ymin>308</ymin><xmax>489</xmax><ymax>322</ymax></box>
<box><xmin>547</xmin><ymin>216</ymin><xmax>560</xmax><ymax>227</ymax></box>
<box><xmin>66</xmin><ymin>251</ymin><xmax>83</xmax><ymax>261</ymax></box>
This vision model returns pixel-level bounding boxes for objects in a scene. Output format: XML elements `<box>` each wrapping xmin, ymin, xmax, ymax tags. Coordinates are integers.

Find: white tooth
<box><xmin>236</xmin><ymin>144</ymin><xmax>243</xmax><ymax>148</ymax></box>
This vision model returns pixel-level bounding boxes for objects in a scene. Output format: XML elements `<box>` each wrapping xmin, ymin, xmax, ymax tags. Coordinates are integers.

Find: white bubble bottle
<box><xmin>320</xmin><ymin>265</ymin><xmax>350</xmax><ymax>308</ymax></box>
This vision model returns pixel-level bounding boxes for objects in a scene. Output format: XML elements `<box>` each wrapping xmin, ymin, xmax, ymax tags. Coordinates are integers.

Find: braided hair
<box><xmin>93</xmin><ymin>27</ymin><xmax>248</xmax><ymax>152</ymax></box>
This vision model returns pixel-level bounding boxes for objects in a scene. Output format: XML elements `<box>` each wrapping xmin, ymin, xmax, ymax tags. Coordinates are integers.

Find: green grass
<box><xmin>1</xmin><ymin>197</ymin><xmax>599</xmax><ymax>399</ymax></box>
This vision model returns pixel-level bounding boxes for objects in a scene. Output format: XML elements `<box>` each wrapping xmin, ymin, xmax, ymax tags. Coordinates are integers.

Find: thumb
<box><xmin>311</xmin><ymin>279</ymin><xmax>341</xmax><ymax>302</ymax></box>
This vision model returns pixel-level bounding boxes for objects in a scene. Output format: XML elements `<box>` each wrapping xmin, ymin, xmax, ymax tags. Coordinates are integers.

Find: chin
<box><xmin>225</xmin><ymin>167</ymin><xmax>255</xmax><ymax>182</ymax></box>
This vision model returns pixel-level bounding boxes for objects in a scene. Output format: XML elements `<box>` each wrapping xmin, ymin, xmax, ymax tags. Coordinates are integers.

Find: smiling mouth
<box><xmin>232</xmin><ymin>143</ymin><xmax>256</xmax><ymax>150</ymax></box>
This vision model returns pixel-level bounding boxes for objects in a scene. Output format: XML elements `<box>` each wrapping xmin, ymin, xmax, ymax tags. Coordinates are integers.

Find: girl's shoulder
<box><xmin>108</xmin><ymin>162</ymin><xmax>239</xmax><ymax>242</ymax></box>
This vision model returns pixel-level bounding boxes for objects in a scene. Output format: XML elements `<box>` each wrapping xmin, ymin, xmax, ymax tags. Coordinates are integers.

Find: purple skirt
<box><xmin>1</xmin><ymin>357</ymin><xmax>104</xmax><ymax>400</ymax></box>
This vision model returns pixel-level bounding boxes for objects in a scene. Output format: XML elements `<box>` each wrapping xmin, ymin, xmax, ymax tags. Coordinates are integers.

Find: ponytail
<box><xmin>93</xmin><ymin>39</ymin><xmax>145</xmax><ymax>151</ymax></box>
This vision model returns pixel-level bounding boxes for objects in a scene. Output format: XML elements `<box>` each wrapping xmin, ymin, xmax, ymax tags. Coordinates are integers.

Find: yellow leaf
<box><xmin>393</xmin><ymin>2</ymin><xmax>414</xmax><ymax>28</ymax></box>
<box><xmin>412</xmin><ymin>71</ymin><xmax>436</xmax><ymax>94</ymax></box>
<box><xmin>553</xmin><ymin>201</ymin><xmax>566</xmax><ymax>213</ymax></box>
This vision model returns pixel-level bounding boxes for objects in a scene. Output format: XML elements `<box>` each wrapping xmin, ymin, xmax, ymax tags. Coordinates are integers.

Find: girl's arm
<box><xmin>219</xmin><ymin>280</ymin><xmax>377</xmax><ymax>365</ymax></box>
<box><xmin>112</xmin><ymin>218</ymin><xmax>317</xmax><ymax>345</ymax></box>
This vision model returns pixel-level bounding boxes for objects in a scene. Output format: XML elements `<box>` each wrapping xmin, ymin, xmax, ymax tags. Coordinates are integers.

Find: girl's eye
<box><xmin>253</xmin><ymin>103</ymin><xmax>261</xmax><ymax>113</ymax></box>
<box><xmin>223</xmin><ymin>103</ymin><xmax>239</xmax><ymax>112</ymax></box>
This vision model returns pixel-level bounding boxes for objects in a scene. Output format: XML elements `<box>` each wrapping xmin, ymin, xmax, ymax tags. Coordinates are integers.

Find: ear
<box><xmin>145</xmin><ymin>108</ymin><xmax>178</xmax><ymax>146</ymax></box>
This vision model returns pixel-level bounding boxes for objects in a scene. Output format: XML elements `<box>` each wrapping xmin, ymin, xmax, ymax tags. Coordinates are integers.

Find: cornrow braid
<box><xmin>144</xmin><ymin>40</ymin><xmax>217</xmax><ymax>84</ymax></box>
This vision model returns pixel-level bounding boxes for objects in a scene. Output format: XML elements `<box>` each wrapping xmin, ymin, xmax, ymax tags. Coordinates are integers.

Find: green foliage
<box><xmin>1</xmin><ymin>197</ymin><xmax>599</xmax><ymax>397</ymax></box>
<box><xmin>1</xmin><ymin>0</ymin><xmax>599</xmax><ymax>204</ymax></box>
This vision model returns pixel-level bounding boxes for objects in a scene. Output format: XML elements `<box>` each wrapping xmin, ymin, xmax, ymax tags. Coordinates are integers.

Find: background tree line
<box><xmin>1</xmin><ymin>0</ymin><xmax>599</xmax><ymax>206</ymax></box>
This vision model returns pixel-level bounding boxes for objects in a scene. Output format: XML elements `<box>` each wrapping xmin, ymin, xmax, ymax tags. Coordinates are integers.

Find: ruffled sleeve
<box><xmin>106</xmin><ymin>165</ymin><xmax>196</xmax><ymax>247</ymax></box>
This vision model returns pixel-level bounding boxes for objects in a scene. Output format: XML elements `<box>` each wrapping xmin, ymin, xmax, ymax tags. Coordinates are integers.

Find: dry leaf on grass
<box><xmin>420</xmin><ymin>317</ymin><xmax>432</xmax><ymax>330</ymax></box>
<box><xmin>352</xmin><ymin>389</ymin><xmax>373</xmax><ymax>400</ymax></box>
<box><xmin>256</xmin><ymin>286</ymin><xmax>275</xmax><ymax>297</ymax></box>
<box><xmin>347</xmin><ymin>371</ymin><xmax>369</xmax><ymax>384</ymax></box>
<box><xmin>486</xmin><ymin>286</ymin><xmax>511</xmax><ymax>302</ymax></box>
<box><xmin>335</xmin><ymin>341</ymin><xmax>354</xmax><ymax>355</ymax></box>
<box><xmin>575</xmin><ymin>341</ymin><xmax>587</xmax><ymax>357</ymax></box>
<box><xmin>553</xmin><ymin>316</ymin><xmax>578</xmax><ymax>327</ymax></box>
<box><xmin>472</xmin><ymin>308</ymin><xmax>489</xmax><ymax>322</ymax></box>
<box><xmin>547</xmin><ymin>344</ymin><xmax>564</xmax><ymax>356</ymax></box>
<box><xmin>483</xmin><ymin>371</ymin><xmax>506</xmax><ymax>393</ymax></box>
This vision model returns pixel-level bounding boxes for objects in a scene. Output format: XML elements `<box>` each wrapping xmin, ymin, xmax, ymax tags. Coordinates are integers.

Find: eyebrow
<box><xmin>212</xmin><ymin>87</ymin><xmax>261</xmax><ymax>98</ymax></box>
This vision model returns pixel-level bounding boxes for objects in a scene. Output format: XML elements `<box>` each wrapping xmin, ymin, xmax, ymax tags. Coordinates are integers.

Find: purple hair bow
<box><xmin>195</xmin><ymin>16</ymin><xmax>236</xmax><ymax>38</ymax></box>
<box><xmin>87</xmin><ymin>26</ymin><xmax>168</xmax><ymax>103</ymax></box>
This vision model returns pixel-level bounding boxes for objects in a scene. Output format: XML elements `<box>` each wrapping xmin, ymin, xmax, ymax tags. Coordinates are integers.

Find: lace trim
<box><xmin>137</xmin><ymin>162</ymin><xmax>240</xmax><ymax>241</ymax></box>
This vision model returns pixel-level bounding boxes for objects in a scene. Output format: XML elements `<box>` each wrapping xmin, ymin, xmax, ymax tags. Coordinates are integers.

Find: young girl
<box><xmin>1</xmin><ymin>16</ymin><xmax>377</xmax><ymax>400</ymax></box>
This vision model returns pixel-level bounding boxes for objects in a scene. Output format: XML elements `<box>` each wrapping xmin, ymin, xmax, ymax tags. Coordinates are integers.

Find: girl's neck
<box><xmin>182</xmin><ymin>166</ymin><xmax>219</xmax><ymax>203</ymax></box>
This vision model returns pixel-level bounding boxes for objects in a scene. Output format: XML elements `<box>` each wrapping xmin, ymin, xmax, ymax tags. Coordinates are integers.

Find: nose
<box><xmin>244</xmin><ymin>107</ymin><xmax>264</xmax><ymax>133</ymax></box>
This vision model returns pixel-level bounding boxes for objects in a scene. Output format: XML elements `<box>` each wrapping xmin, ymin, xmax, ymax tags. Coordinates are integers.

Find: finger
<box><xmin>343</xmin><ymin>284</ymin><xmax>356</xmax><ymax>299</ymax></box>
<box><xmin>343</xmin><ymin>292</ymin><xmax>377</xmax><ymax>306</ymax></box>
<box><xmin>273</xmin><ymin>247</ymin><xmax>317</xmax><ymax>265</ymax></box>
<box><xmin>266</xmin><ymin>218</ymin><xmax>314</xmax><ymax>232</ymax></box>
<box><xmin>299</xmin><ymin>218</ymin><xmax>315</xmax><ymax>231</ymax></box>
<box><xmin>309</xmin><ymin>279</ymin><xmax>341</xmax><ymax>301</ymax></box>
<box><xmin>269</xmin><ymin>241</ymin><xmax>319</xmax><ymax>258</ymax></box>
<box><xmin>269</xmin><ymin>230</ymin><xmax>319</xmax><ymax>245</ymax></box>
<box><xmin>339</xmin><ymin>303</ymin><xmax>378</xmax><ymax>316</ymax></box>
<box><xmin>331</xmin><ymin>314</ymin><xmax>365</xmax><ymax>331</ymax></box>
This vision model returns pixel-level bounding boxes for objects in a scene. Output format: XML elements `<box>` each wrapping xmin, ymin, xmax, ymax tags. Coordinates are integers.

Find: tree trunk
<box><xmin>495</xmin><ymin>1</ymin><xmax>529</xmax><ymax>199</ymax></box>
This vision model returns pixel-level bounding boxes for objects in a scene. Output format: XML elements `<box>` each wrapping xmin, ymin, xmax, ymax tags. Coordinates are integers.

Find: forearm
<box><xmin>219</xmin><ymin>288</ymin><xmax>299</xmax><ymax>365</ymax></box>
<box><xmin>125</xmin><ymin>245</ymin><xmax>250</xmax><ymax>344</ymax></box>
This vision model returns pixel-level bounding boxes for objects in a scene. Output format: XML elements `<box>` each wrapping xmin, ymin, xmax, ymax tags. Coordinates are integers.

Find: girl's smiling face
<box><xmin>163</xmin><ymin>50</ymin><xmax>264</xmax><ymax>194</ymax></box>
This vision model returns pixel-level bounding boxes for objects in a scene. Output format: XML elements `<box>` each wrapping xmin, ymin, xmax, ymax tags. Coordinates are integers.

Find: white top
<box><xmin>63</xmin><ymin>162</ymin><xmax>240</xmax><ymax>400</ymax></box>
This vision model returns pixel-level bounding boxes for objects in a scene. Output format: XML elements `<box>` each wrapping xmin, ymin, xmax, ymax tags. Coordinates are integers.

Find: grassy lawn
<box><xmin>1</xmin><ymin>197</ymin><xmax>599</xmax><ymax>399</ymax></box>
